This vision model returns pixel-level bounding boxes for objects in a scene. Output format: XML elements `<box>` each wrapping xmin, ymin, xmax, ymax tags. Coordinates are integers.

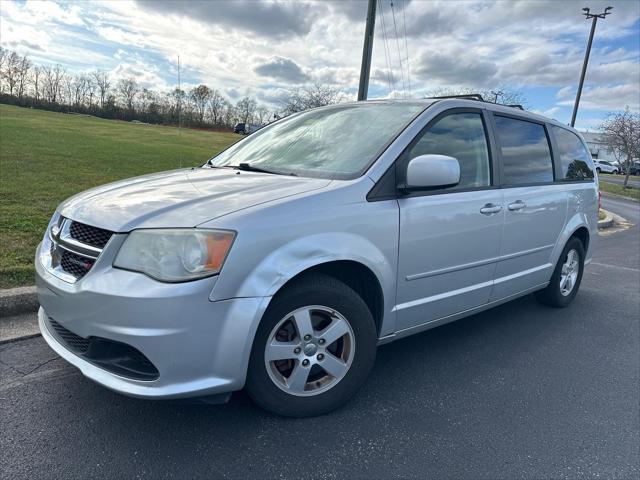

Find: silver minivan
<box><xmin>36</xmin><ymin>98</ymin><xmax>598</xmax><ymax>417</ymax></box>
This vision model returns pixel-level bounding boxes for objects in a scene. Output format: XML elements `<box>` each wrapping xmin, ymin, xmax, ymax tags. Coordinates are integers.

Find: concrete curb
<box><xmin>598</xmin><ymin>210</ymin><xmax>614</xmax><ymax>230</ymax></box>
<box><xmin>0</xmin><ymin>286</ymin><xmax>39</xmax><ymax>318</ymax></box>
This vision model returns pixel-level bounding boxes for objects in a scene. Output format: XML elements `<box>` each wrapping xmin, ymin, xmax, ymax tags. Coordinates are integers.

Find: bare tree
<box><xmin>69</xmin><ymin>74</ymin><xmax>91</xmax><ymax>107</ymax></box>
<box><xmin>0</xmin><ymin>47</ymin><xmax>271</xmax><ymax>130</ymax></box>
<box><xmin>236</xmin><ymin>96</ymin><xmax>257</xmax><ymax>125</ymax></box>
<box><xmin>4</xmin><ymin>51</ymin><xmax>22</xmax><ymax>96</ymax></box>
<box><xmin>600</xmin><ymin>107</ymin><xmax>640</xmax><ymax>188</ymax></box>
<box><xmin>0</xmin><ymin>47</ymin><xmax>6</xmax><ymax>93</ymax></box>
<box><xmin>222</xmin><ymin>100</ymin><xmax>236</xmax><ymax>127</ymax></box>
<box><xmin>16</xmin><ymin>55</ymin><xmax>31</xmax><ymax>99</ymax></box>
<box><xmin>189</xmin><ymin>84</ymin><xmax>212</xmax><ymax>125</ymax></box>
<box><xmin>31</xmin><ymin>65</ymin><xmax>42</xmax><ymax>100</ymax></box>
<box><xmin>92</xmin><ymin>71</ymin><xmax>110</xmax><ymax>108</ymax></box>
<box><xmin>425</xmin><ymin>86</ymin><xmax>528</xmax><ymax>107</ymax></box>
<box><xmin>256</xmin><ymin>106</ymin><xmax>270</xmax><ymax>124</ymax></box>
<box><xmin>169</xmin><ymin>88</ymin><xmax>186</xmax><ymax>125</ymax></box>
<box><xmin>282</xmin><ymin>83</ymin><xmax>343</xmax><ymax>115</ymax></box>
<box><xmin>206</xmin><ymin>89</ymin><xmax>225</xmax><ymax>126</ymax></box>
<box><xmin>117</xmin><ymin>77</ymin><xmax>139</xmax><ymax>111</ymax></box>
<box><xmin>43</xmin><ymin>64</ymin><xmax>65</xmax><ymax>103</ymax></box>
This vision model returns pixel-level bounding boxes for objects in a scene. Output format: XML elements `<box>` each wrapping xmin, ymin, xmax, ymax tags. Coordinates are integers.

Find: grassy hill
<box><xmin>0</xmin><ymin>104</ymin><xmax>239</xmax><ymax>288</ymax></box>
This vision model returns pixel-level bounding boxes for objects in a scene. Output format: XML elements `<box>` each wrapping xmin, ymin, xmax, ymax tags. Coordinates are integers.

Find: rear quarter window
<box><xmin>550</xmin><ymin>126</ymin><xmax>595</xmax><ymax>181</ymax></box>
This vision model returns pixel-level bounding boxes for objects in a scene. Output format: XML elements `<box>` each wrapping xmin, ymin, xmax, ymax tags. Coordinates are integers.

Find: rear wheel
<box><xmin>535</xmin><ymin>237</ymin><xmax>585</xmax><ymax>308</ymax></box>
<box><xmin>246</xmin><ymin>273</ymin><xmax>377</xmax><ymax>417</ymax></box>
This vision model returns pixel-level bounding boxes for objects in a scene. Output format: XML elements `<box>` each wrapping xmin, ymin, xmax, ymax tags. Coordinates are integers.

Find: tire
<box><xmin>245</xmin><ymin>273</ymin><xmax>377</xmax><ymax>417</ymax></box>
<box><xmin>613</xmin><ymin>170</ymin><xmax>618</xmax><ymax>174</ymax></box>
<box><xmin>535</xmin><ymin>237</ymin><xmax>585</xmax><ymax>308</ymax></box>
<box><xmin>596</xmin><ymin>167</ymin><xmax>601</xmax><ymax>173</ymax></box>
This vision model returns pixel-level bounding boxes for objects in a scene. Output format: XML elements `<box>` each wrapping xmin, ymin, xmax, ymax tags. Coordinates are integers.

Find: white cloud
<box><xmin>0</xmin><ymin>0</ymin><xmax>638</xmax><ymax>115</ymax></box>
<box><xmin>558</xmin><ymin>84</ymin><xmax>640</xmax><ymax>112</ymax></box>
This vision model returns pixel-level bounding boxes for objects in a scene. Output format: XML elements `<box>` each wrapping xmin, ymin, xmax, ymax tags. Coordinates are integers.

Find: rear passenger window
<box><xmin>494</xmin><ymin>116</ymin><xmax>554</xmax><ymax>185</ymax></box>
<box><xmin>550</xmin><ymin>126</ymin><xmax>594</xmax><ymax>181</ymax></box>
<box><xmin>408</xmin><ymin>112</ymin><xmax>490</xmax><ymax>190</ymax></box>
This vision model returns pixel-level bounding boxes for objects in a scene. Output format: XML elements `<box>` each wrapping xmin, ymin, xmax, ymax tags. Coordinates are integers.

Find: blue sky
<box><xmin>1</xmin><ymin>0</ymin><xmax>638</xmax><ymax>130</ymax></box>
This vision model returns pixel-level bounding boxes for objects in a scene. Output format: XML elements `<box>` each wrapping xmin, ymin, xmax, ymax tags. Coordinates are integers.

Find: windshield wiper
<box><xmin>231</xmin><ymin>163</ymin><xmax>297</xmax><ymax>176</ymax></box>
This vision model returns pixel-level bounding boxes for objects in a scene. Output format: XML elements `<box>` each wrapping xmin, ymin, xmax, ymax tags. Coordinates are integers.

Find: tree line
<box><xmin>0</xmin><ymin>48</ymin><xmax>343</xmax><ymax>129</ymax></box>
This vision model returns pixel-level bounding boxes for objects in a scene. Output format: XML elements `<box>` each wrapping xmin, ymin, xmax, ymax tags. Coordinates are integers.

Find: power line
<box><xmin>401</xmin><ymin>0</ymin><xmax>411</xmax><ymax>97</ymax></box>
<box><xmin>389</xmin><ymin>1</ymin><xmax>406</xmax><ymax>98</ymax></box>
<box><xmin>378</xmin><ymin>0</ymin><xmax>395</xmax><ymax>97</ymax></box>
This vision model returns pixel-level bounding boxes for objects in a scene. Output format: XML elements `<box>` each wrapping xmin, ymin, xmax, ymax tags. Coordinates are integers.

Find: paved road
<box><xmin>599</xmin><ymin>174</ymin><xmax>640</xmax><ymax>188</ymax></box>
<box><xmin>2</xmin><ymin>198</ymin><xmax>638</xmax><ymax>479</ymax></box>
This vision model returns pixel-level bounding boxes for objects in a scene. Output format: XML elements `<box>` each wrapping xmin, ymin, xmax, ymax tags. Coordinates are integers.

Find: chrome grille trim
<box><xmin>42</xmin><ymin>218</ymin><xmax>114</xmax><ymax>283</ymax></box>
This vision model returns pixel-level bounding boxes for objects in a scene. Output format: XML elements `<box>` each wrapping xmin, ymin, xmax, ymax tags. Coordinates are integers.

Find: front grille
<box><xmin>60</xmin><ymin>250</ymin><xmax>95</xmax><ymax>279</ymax></box>
<box><xmin>49</xmin><ymin>318</ymin><xmax>90</xmax><ymax>354</ymax></box>
<box><xmin>45</xmin><ymin>218</ymin><xmax>114</xmax><ymax>282</ymax></box>
<box><xmin>69</xmin><ymin>221</ymin><xmax>113</xmax><ymax>249</ymax></box>
<box><xmin>47</xmin><ymin>318</ymin><xmax>159</xmax><ymax>381</ymax></box>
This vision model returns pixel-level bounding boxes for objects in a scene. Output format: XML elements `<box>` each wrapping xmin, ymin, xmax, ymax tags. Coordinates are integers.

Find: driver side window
<box><xmin>407</xmin><ymin>112</ymin><xmax>491</xmax><ymax>191</ymax></box>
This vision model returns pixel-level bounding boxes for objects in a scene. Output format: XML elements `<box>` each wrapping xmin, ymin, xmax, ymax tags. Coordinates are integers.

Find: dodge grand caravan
<box><xmin>36</xmin><ymin>98</ymin><xmax>598</xmax><ymax>417</ymax></box>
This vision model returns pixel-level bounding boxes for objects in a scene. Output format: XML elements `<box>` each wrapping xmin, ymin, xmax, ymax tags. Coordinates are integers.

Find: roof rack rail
<box><xmin>428</xmin><ymin>94</ymin><xmax>485</xmax><ymax>102</ymax></box>
<box><xmin>426</xmin><ymin>94</ymin><xmax>527</xmax><ymax>111</ymax></box>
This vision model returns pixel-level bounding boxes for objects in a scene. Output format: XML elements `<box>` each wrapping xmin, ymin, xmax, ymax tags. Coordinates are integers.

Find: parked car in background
<box><xmin>234</xmin><ymin>122</ymin><xmax>263</xmax><ymax>135</ymax></box>
<box><xmin>628</xmin><ymin>161</ymin><xmax>640</xmax><ymax>176</ymax></box>
<box><xmin>35</xmin><ymin>98</ymin><xmax>598</xmax><ymax>417</ymax></box>
<box><xmin>594</xmin><ymin>160</ymin><xmax>618</xmax><ymax>174</ymax></box>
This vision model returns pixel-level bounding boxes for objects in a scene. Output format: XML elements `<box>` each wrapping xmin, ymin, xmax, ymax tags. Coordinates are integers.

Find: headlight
<box><xmin>40</xmin><ymin>211</ymin><xmax>61</xmax><ymax>265</ymax></box>
<box><xmin>113</xmin><ymin>229</ymin><xmax>236</xmax><ymax>282</ymax></box>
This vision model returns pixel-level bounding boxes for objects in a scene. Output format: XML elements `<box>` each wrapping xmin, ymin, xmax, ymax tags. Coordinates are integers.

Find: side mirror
<box><xmin>403</xmin><ymin>154</ymin><xmax>460</xmax><ymax>191</ymax></box>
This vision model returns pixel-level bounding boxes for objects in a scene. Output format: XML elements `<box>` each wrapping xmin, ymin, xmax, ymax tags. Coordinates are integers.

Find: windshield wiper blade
<box><xmin>232</xmin><ymin>163</ymin><xmax>297</xmax><ymax>176</ymax></box>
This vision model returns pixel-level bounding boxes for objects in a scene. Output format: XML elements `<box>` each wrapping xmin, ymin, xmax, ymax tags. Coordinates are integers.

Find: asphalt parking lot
<box><xmin>1</xmin><ymin>196</ymin><xmax>638</xmax><ymax>479</ymax></box>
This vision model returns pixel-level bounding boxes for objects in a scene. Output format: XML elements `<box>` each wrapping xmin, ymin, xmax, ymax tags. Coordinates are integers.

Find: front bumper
<box><xmin>36</xmin><ymin>242</ymin><xmax>270</xmax><ymax>399</ymax></box>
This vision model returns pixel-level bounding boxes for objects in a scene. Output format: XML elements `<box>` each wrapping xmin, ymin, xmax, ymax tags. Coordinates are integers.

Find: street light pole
<box><xmin>570</xmin><ymin>6</ymin><xmax>613</xmax><ymax>127</ymax></box>
<box><xmin>358</xmin><ymin>0</ymin><xmax>377</xmax><ymax>101</ymax></box>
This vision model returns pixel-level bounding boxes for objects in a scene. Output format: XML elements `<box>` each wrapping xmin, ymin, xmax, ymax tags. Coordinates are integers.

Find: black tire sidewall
<box><xmin>544</xmin><ymin>237</ymin><xmax>585</xmax><ymax>307</ymax></box>
<box><xmin>245</xmin><ymin>275</ymin><xmax>377</xmax><ymax>417</ymax></box>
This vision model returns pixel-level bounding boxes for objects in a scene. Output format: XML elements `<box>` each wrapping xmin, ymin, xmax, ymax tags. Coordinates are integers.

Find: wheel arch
<box><xmin>271</xmin><ymin>260</ymin><xmax>385</xmax><ymax>337</ymax></box>
<box><xmin>570</xmin><ymin>225</ymin><xmax>590</xmax><ymax>252</ymax></box>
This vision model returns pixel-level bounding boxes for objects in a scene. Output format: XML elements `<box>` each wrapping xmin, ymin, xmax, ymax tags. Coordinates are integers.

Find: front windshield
<box><xmin>209</xmin><ymin>102</ymin><xmax>427</xmax><ymax>179</ymax></box>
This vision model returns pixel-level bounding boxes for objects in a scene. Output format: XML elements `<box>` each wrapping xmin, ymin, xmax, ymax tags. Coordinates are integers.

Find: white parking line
<box><xmin>591</xmin><ymin>262</ymin><xmax>640</xmax><ymax>273</ymax></box>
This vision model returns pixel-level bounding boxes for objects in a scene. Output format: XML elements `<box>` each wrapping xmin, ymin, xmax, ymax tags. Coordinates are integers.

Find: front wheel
<box><xmin>535</xmin><ymin>237</ymin><xmax>585</xmax><ymax>308</ymax></box>
<box><xmin>245</xmin><ymin>273</ymin><xmax>377</xmax><ymax>417</ymax></box>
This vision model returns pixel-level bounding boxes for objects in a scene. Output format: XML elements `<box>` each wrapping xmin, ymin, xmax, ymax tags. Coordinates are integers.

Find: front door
<box><xmin>396</xmin><ymin>110</ymin><xmax>503</xmax><ymax>331</ymax></box>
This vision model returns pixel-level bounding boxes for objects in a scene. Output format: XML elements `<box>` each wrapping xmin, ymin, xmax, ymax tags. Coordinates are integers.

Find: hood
<box><xmin>59</xmin><ymin>167</ymin><xmax>331</xmax><ymax>232</ymax></box>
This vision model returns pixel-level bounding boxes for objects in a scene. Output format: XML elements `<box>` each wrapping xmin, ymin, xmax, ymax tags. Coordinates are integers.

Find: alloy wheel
<box><xmin>264</xmin><ymin>305</ymin><xmax>355</xmax><ymax>397</ymax></box>
<box><xmin>560</xmin><ymin>249</ymin><xmax>580</xmax><ymax>296</ymax></box>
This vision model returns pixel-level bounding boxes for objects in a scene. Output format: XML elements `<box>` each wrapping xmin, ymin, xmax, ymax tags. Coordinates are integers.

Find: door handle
<box><xmin>508</xmin><ymin>200</ymin><xmax>526</xmax><ymax>211</ymax></box>
<box><xmin>480</xmin><ymin>203</ymin><xmax>502</xmax><ymax>215</ymax></box>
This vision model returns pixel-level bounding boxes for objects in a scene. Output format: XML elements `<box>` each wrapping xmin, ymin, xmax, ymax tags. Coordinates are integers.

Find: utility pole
<box><xmin>570</xmin><ymin>6</ymin><xmax>613</xmax><ymax>127</ymax></box>
<box><xmin>357</xmin><ymin>0</ymin><xmax>377</xmax><ymax>101</ymax></box>
<box><xmin>491</xmin><ymin>90</ymin><xmax>504</xmax><ymax>104</ymax></box>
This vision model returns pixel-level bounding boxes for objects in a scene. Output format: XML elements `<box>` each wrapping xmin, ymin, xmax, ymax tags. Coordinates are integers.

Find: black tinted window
<box><xmin>551</xmin><ymin>126</ymin><xmax>594</xmax><ymax>181</ymax></box>
<box><xmin>408</xmin><ymin>112</ymin><xmax>490</xmax><ymax>190</ymax></box>
<box><xmin>495</xmin><ymin>116</ymin><xmax>553</xmax><ymax>185</ymax></box>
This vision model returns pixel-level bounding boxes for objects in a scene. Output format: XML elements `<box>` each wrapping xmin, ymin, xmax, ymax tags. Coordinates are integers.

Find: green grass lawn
<box><xmin>0</xmin><ymin>104</ymin><xmax>239</xmax><ymax>288</ymax></box>
<box><xmin>599</xmin><ymin>181</ymin><xmax>640</xmax><ymax>202</ymax></box>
